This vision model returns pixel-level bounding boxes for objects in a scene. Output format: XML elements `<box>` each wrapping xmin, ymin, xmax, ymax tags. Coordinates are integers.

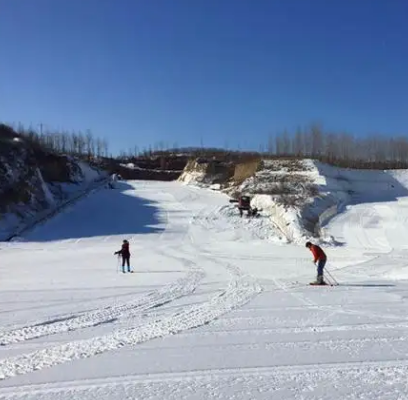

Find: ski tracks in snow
<box><xmin>0</xmin><ymin>185</ymin><xmax>202</xmax><ymax>347</ymax></box>
<box><xmin>0</xmin><ymin>184</ymin><xmax>263</xmax><ymax>381</ymax></box>
<box><xmin>273</xmin><ymin>278</ymin><xmax>399</xmax><ymax>321</ymax></box>
<box><xmin>0</xmin><ymin>265</ymin><xmax>204</xmax><ymax>346</ymax></box>
<box><xmin>1</xmin><ymin>360</ymin><xmax>408</xmax><ymax>399</ymax></box>
<box><xmin>0</xmin><ymin>273</ymin><xmax>261</xmax><ymax>380</ymax></box>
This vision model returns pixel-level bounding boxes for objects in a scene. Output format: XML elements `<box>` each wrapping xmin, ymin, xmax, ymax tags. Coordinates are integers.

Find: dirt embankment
<box><xmin>178</xmin><ymin>155</ymin><xmax>262</xmax><ymax>188</ymax></box>
<box><xmin>101</xmin><ymin>155</ymin><xmax>189</xmax><ymax>181</ymax></box>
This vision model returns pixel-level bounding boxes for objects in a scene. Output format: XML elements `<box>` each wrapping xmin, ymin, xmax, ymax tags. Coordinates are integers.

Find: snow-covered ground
<box><xmin>1</xmin><ymin>177</ymin><xmax>408</xmax><ymax>399</ymax></box>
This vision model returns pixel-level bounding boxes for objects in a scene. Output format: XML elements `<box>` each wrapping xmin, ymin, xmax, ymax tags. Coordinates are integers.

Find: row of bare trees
<box><xmin>261</xmin><ymin>125</ymin><xmax>408</xmax><ymax>169</ymax></box>
<box><xmin>4</xmin><ymin>122</ymin><xmax>408</xmax><ymax>169</ymax></box>
<box><xmin>9</xmin><ymin>123</ymin><xmax>110</xmax><ymax>160</ymax></box>
<box><xmin>115</xmin><ymin>125</ymin><xmax>408</xmax><ymax>169</ymax></box>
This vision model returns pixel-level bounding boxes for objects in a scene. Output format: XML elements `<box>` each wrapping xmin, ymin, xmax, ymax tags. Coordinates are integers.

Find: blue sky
<box><xmin>1</xmin><ymin>0</ymin><xmax>407</xmax><ymax>155</ymax></box>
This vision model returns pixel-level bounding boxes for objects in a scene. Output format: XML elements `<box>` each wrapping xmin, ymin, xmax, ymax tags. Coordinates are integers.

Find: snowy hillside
<box><xmin>0</xmin><ymin>136</ymin><xmax>108</xmax><ymax>240</ymax></box>
<box><xmin>1</xmin><ymin>179</ymin><xmax>408</xmax><ymax>398</ymax></box>
<box><xmin>179</xmin><ymin>157</ymin><xmax>408</xmax><ymax>245</ymax></box>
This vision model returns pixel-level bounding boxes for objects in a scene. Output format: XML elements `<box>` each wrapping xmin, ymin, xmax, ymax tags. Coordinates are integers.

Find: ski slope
<box><xmin>1</xmin><ymin>179</ymin><xmax>408</xmax><ymax>399</ymax></box>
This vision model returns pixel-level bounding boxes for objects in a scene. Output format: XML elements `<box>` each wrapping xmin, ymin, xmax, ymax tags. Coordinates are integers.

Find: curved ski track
<box><xmin>0</xmin><ymin>265</ymin><xmax>204</xmax><ymax>346</ymax></box>
<box><xmin>0</xmin><ymin>273</ymin><xmax>261</xmax><ymax>380</ymax></box>
<box><xmin>0</xmin><ymin>186</ymin><xmax>205</xmax><ymax>347</ymax></box>
<box><xmin>0</xmin><ymin>185</ymin><xmax>263</xmax><ymax>381</ymax></box>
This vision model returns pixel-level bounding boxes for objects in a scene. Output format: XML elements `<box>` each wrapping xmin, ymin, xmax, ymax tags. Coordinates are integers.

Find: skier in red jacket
<box><xmin>306</xmin><ymin>241</ymin><xmax>327</xmax><ymax>285</ymax></box>
<box><xmin>114</xmin><ymin>240</ymin><xmax>132</xmax><ymax>273</ymax></box>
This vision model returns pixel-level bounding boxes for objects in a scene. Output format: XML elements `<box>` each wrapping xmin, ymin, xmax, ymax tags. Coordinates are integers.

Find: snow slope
<box><xmin>1</xmin><ymin>178</ymin><xmax>408</xmax><ymax>398</ymax></box>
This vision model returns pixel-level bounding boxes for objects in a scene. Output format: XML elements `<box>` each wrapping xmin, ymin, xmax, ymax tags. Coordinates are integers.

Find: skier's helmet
<box><xmin>305</xmin><ymin>241</ymin><xmax>312</xmax><ymax>248</ymax></box>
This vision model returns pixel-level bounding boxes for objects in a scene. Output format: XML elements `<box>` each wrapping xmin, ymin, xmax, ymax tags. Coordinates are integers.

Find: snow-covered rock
<box><xmin>0</xmin><ymin>141</ymin><xmax>108</xmax><ymax>240</ymax></box>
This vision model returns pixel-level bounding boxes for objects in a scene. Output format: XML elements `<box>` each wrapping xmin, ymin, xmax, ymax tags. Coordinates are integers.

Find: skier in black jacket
<box><xmin>114</xmin><ymin>240</ymin><xmax>132</xmax><ymax>273</ymax></box>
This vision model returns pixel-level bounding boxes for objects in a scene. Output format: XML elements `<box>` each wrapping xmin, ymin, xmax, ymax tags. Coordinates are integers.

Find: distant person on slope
<box><xmin>114</xmin><ymin>240</ymin><xmax>132</xmax><ymax>273</ymax></box>
<box><xmin>306</xmin><ymin>241</ymin><xmax>327</xmax><ymax>285</ymax></box>
<box><xmin>109</xmin><ymin>173</ymin><xmax>118</xmax><ymax>189</ymax></box>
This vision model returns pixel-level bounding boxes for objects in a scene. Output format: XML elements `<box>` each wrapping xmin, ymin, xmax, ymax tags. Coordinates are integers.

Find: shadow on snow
<box><xmin>21</xmin><ymin>181</ymin><xmax>165</xmax><ymax>242</ymax></box>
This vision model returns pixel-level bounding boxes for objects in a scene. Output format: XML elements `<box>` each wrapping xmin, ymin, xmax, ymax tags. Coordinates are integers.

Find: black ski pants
<box><xmin>122</xmin><ymin>254</ymin><xmax>130</xmax><ymax>267</ymax></box>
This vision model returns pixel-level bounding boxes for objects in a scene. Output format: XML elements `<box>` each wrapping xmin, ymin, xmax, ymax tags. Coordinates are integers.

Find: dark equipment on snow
<box><xmin>229</xmin><ymin>195</ymin><xmax>261</xmax><ymax>217</ymax></box>
<box><xmin>238</xmin><ymin>195</ymin><xmax>251</xmax><ymax>209</ymax></box>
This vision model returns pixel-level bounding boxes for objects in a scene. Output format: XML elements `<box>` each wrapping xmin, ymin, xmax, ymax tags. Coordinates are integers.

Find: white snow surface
<box><xmin>1</xmin><ymin>176</ymin><xmax>408</xmax><ymax>399</ymax></box>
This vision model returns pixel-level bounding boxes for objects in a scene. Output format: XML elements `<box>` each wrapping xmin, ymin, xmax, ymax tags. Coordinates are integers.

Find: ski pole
<box><xmin>325</xmin><ymin>268</ymin><xmax>339</xmax><ymax>285</ymax></box>
<box><xmin>324</xmin><ymin>274</ymin><xmax>334</xmax><ymax>286</ymax></box>
<box><xmin>326</xmin><ymin>268</ymin><xmax>338</xmax><ymax>284</ymax></box>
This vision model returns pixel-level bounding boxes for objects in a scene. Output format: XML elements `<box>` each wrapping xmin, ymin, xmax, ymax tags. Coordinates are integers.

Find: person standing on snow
<box><xmin>109</xmin><ymin>173</ymin><xmax>118</xmax><ymax>189</ymax></box>
<box><xmin>114</xmin><ymin>240</ymin><xmax>132</xmax><ymax>273</ymax></box>
<box><xmin>306</xmin><ymin>241</ymin><xmax>327</xmax><ymax>284</ymax></box>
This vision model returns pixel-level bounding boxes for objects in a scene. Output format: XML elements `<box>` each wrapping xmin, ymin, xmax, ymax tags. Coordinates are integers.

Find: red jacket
<box><xmin>309</xmin><ymin>244</ymin><xmax>326</xmax><ymax>262</ymax></box>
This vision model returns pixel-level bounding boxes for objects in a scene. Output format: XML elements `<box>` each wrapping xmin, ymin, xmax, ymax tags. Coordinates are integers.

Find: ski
<box><xmin>309</xmin><ymin>282</ymin><xmax>333</xmax><ymax>286</ymax></box>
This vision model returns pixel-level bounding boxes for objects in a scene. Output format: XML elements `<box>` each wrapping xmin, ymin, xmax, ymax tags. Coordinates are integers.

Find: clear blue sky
<box><xmin>1</xmin><ymin>0</ymin><xmax>407</xmax><ymax>155</ymax></box>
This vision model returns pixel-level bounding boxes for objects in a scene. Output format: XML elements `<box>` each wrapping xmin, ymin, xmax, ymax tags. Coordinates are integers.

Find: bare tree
<box><xmin>281</xmin><ymin>130</ymin><xmax>291</xmax><ymax>155</ymax></box>
<box><xmin>101</xmin><ymin>139</ymin><xmax>109</xmax><ymax>157</ymax></box>
<box><xmin>267</xmin><ymin>134</ymin><xmax>275</xmax><ymax>155</ymax></box>
<box><xmin>275</xmin><ymin>134</ymin><xmax>284</xmax><ymax>156</ymax></box>
<box><xmin>292</xmin><ymin>128</ymin><xmax>304</xmax><ymax>156</ymax></box>
<box><xmin>309</xmin><ymin>123</ymin><xmax>324</xmax><ymax>157</ymax></box>
<box><xmin>324</xmin><ymin>132</ymin><xmax>337</xmax><ymax>163</ymax></box>
<box><xmin>85</xmin><ymin>130</ymin><xmax>94</xmax><ymax>160</ymax></box>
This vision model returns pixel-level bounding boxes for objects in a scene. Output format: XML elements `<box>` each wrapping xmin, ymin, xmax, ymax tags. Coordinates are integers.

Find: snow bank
<box><xmin>179</xmin><ymin>157</ymin><xmax>408</xmax><ymax>246</ymax></box>
<box><xmin>37</xmin><ymin>168</ymin><xmax>56</xmax><ymax>206</ymax></box>
<box><xmin>76</xmin><ymin>160</ymin><xmax>105</xmax><ymax>182</ymax></box>
<box><xmin>53</xmin><ymin>159</ymin><xmax>107</xmax><ymax>197</ymax></box>
<box><xmin>238</xmin><ymin>160</ymin><xmax>408</xmax><ymax>245</ymax></box>
<box><xmin>179</xmin><ymin>169</ymin><xmax>208</xmax><ymax>185</ymax></box>
<box><xmin>0</xmin><ymin>156</ymin><xmax>108</xmax><ymax>241</ymax></box>
<box><xmin>313</xmin><ymin>162</ymin><xmax>408</xmax><ymax>235</ymax></box>
<box><xmin>250</xmin><ymin>195</ymin><xmax>304</xmax><ymax>244</ymax></box>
